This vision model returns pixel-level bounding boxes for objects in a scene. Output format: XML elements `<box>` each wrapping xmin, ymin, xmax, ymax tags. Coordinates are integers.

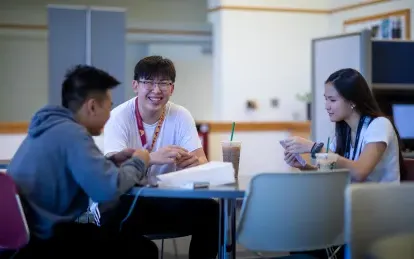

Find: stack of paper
<box><xmin>157</xmin><ymin>161</ymin><xmax>235</xmax><ymax>188</ymax></box>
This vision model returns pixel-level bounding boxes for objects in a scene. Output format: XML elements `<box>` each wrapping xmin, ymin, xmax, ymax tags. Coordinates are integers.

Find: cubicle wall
<box><xmin>311</xmin><ymin>30</ymin><xmax>372</xmax><ymax>144</ymax></box>
<box><xmin>47</xmin><ymin>5</ymin><xmax>126</xmax><ymax>106</ymax></box>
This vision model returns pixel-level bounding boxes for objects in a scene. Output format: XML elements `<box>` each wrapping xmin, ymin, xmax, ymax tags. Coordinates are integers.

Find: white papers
<box><xmin>157</xmin><ymin>161</ymin><xmax>235</xmax><ymax>188</ymax></box>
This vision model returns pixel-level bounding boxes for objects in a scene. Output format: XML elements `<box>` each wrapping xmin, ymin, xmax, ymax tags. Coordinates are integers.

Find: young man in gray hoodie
<box><xmin>6</xmin><ymin>65</ymin><xmax>158</xmax><ymax>258</ymax></box>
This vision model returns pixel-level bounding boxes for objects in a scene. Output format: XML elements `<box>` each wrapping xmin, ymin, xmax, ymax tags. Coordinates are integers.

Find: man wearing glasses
<box><xmin>99</xmin><ymin>56</ymin><xmax>218</xmax><ymax>259</ymax></box>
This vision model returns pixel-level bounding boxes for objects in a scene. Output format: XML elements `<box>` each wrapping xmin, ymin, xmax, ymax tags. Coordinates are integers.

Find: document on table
<box><xmin>157</xmin><ymin>161</ymin><xmax>235</xmax><ymax>188</ymax></box>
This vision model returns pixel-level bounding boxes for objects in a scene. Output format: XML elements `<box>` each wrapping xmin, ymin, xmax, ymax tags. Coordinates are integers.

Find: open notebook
<box><xmin>157</xmin><ymin>161</ymin><xmax>236</xmax><ymax>188</ymax></box>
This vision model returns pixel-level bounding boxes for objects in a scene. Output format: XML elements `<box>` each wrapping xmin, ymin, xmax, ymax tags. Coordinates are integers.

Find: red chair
<box><xmin>403</xmin><ymin>158</ymin><xmax>414</xmax><ymax>181</ymax></box>
<box><xmin>0</xmin><ymin>173</ymin><xmax>30</xmax><ymax>251</ymax></box>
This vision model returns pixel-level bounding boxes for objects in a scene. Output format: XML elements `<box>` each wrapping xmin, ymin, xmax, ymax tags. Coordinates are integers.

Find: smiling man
<box><xmin>101</xmin><ymin>56</ymin><xmax>219</xmax><ymax>259</ymax></box>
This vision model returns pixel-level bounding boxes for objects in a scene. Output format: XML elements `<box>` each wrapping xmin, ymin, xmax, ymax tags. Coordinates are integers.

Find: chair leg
<box><xmin>160</xmin><ymin>239</ymin><xmax>164</xmax><ymax>259</ymax></box>
<box><xmin>328</xmin><ymin>245</ymin><xmax>342</xmax><ymax>259</ymax></box>
<box><xmin>172</xmin><ymin>239</ymin><xmax>179</xmax><ymax>259</ymax></box>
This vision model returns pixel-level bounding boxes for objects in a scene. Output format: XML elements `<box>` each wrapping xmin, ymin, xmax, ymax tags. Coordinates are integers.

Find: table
<box><xmin>129</xmin><ymin>176</ymin><xmax>251</xmax><ymax>259</ymax></box>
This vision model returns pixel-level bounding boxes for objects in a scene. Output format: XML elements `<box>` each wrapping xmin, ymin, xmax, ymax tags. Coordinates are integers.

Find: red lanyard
<box><xmin>134</xmin><ymin>98</ymin><xmax>166</xmax><ymax>152</ymax></box>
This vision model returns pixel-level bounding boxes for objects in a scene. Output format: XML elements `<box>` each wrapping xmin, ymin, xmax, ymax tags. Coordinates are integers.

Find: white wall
<box><xmin>209</xmin><ymin>0</ymin><xmax>329</xmax><ymax>121</ymax></box>
<box><xmin>0</xmin><ymin>35</ymin><xmax>48</xmax><ymax>121</ymax></box>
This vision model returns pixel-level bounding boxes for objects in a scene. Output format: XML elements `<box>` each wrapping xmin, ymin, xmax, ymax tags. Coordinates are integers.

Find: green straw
<box><xmin>230</xmin><ymin>122</ymin><xmax>236</xmax><ymax>141</ymax></box>
<box><xmin>326</xmin><ymin>137</ymin><xmax>330</xmax><ymax>153</ymax></box>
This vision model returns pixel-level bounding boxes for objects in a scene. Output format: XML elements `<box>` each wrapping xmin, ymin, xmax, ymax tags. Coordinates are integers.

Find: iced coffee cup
<box><xmin>315</xmin><ymin>153</ymin><xmax>337</xmax><ymax>171</ymax></box>
<box><xmin>221</xmin><ymin>141</ymin><xmax>241</xmax><ymax>179</ymax></box>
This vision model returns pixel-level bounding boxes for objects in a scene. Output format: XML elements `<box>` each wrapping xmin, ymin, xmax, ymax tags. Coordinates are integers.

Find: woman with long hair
<box><xmin>285</xmin><ymin>68</ymin><xmax>407</xmax><ymax>259</ymax></box>
<box><xmin>284</xmin><ymin>68</ymin><xmax>406</xmax><ymax>182</ymax></box>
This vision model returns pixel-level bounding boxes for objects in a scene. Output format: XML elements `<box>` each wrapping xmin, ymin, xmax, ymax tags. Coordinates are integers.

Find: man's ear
<box><xmin>86</xmin><ymin>98</ymin><xmax>98</xmax><ymax>116</ymax></box>
<box><xmin>132</xmin><ymin>80</ymin><xmax>139</xmax><ymax>94</ymax></box>
<box><xmin>170</xmin><ymin>84</ymin><xmax>175</xmax><ymax>95</ymax></box>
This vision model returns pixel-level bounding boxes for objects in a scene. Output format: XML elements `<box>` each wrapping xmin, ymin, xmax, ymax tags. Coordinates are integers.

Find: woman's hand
<box><xmin>284</xmin><ymin>136</ymin><xmax>315</xmax><ymax>154</ymax></box>
<box><xmin>284</xmin><ymin>150</ymin><xmax>306</xmax><ymax>169</ymax></box>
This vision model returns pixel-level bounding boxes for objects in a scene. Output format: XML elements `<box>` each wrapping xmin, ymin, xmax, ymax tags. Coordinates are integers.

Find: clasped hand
<box><xmin>150</xmin><ymin>145</ymin><xmax>200</xmax><ymax>169</ymax></box>
<box><xmin>109</xmin><ymin>145</ymin><xmax>200</xmax><ymax>169</ymax></box>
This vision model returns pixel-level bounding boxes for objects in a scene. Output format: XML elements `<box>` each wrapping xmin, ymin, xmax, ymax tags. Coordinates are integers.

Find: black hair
<box><xmin>133</xmin><ymin>56</ymin><xmax>176</xmax><ymax>82</ymax></box>
<box><xmin>326</xmin><ymin>68</ymin><xmax>407</xmax><ymax>180</ymax></box>
<box><xmin>61</xmin><ymin>65</ymin><xmax>120</xmax><ymax>113</ymax></box>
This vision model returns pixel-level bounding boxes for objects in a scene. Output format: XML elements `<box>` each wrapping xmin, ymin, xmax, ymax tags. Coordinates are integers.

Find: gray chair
<box><xmin>366</xmin><ymin>233</ymin><xmax>414</xmax><ymax>259</ymax></box>
<box><xmin>237</xmin><ymin>170</ymin><xmax>350</xmax><ymax>257</ymax></box>
<box><xmin>345</xmin><ymin>183</ymin><xmax>414</xmax><ymax>259</ymax></box>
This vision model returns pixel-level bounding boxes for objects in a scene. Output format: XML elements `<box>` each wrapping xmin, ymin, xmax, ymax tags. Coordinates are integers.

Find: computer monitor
<box><xmin>374</xmin><ymin>88</ymin><xmax>414</xmax><ymax>151</ymax></box>
<box><xmin>392</xmin><ymin>104</ymin><xmax>414</xmax><ymax>139</ymax></box>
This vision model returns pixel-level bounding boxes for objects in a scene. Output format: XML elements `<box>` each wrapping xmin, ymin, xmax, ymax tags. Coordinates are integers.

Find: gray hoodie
<box><xmin>7</xmin><ymin>105</ymin><xmax>146</xmax><ymax>239</ymax></box>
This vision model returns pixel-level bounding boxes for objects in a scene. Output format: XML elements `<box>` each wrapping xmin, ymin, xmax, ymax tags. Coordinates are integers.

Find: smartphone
<box><xmin>280</xmin><ymin>140</ymin><xmax>307</xmax><ymax>166</ymax></box>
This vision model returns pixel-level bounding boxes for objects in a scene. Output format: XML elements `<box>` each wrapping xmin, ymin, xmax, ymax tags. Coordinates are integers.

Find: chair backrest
<box><xmin>345</xmin><ymin>183</ymin><xmax>414</xmax><ymax>259</ymax></box>
<box><xmin>0</xmin><ymin>173</ymin><xmax>30</xmax><ymax>250</ymax></box>
<box><xmin>0</xmin><ymin>159</ymin><xmax>9</xmax><ymax>172</ymax></box>
<box><xmin>237</xmin><ymin>169</ymin><xmax>350</xmax><ymax>252</ymax></box>
<box><xmin>366</xmin><ymin>233</ymin><xmax>414</xmax><ymax>259</ymax></box>
<box><xmin>403</xmin><ymin>158</ymin><xmax>414</xmax><ymax>181</ymax></box>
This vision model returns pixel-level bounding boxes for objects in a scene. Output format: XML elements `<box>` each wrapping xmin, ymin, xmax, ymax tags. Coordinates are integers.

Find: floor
<box><xmin>154</xmin><ymin>236</ymin><xmax>289</xmax><ymax>258</ymax></box>
<box><xmin>153</xmin><ymin>207</ymin><xmax>289</xmax><ymax>259</ymax></box>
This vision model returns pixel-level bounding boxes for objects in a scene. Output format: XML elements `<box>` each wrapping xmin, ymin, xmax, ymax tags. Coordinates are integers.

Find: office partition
<box><xmin>47</xmin><ymin>5</ymin><xmax>126</xmax><ymax>106</ymax></box>
<box><xmin>311</xmin><ymin>30</ymin><xmax>372</xmax><ymax>144</ymax></box>
<box><xmin>48</xmin><ymin>6</ymin><xmax>87</xmax><ymax>105</ymax></box>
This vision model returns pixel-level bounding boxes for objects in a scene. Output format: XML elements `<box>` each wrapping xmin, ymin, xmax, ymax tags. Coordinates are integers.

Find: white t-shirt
<box><xmin>103</xmin><ymin>97</ymin><xmax>202</xmax><ymax>175</ymax></box>
<box><xmin>329</xmin><ymin>117</ymin><xmax>400</xmax><ymax>183</ymax></box>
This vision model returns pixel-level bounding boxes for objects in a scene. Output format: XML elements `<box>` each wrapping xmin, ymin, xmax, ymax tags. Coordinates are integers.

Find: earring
<box><xmin>351</xmin><ymin>105</ymin><xmax>355</xmax><ymax>110</ymax></box>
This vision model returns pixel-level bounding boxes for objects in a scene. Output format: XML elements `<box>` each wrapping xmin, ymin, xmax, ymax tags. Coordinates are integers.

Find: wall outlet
<box><xmin>271</xmin><ymin>98</ymin><xmax>279</xmax><ymax>108</ymax></box>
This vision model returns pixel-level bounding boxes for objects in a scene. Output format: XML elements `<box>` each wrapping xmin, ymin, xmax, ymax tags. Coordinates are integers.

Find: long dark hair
<box><xmin>325</xmin><ymin>68</ymin><xmax>407</xmax><ymax>181</ymax></box>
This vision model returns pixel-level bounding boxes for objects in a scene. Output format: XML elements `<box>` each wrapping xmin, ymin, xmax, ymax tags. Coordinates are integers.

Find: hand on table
<box><xmin>283</xmin><ymin>136</ymin><xmax>315</xmax><ymax>154</ymax></box>
<box><xmin>284</xmin><ymin>150</ymin><xmax>305</xmax><ymax>169</ymax></box>
<box><xmin>176</xmin><ymin>153</ymin><xmax>200</xmax><ymax>169</ymax></box>
<box><xmin>149</xmin><ymin>145</ymin><xmax>189</xmax><ymax>165</ymax></box>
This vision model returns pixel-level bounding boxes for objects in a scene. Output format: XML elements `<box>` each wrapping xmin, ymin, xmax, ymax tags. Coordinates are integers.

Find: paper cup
<box><xmin>315</xmin><ymin>153</ymin><xmax>337</xmax><ymax>171</ymax></box>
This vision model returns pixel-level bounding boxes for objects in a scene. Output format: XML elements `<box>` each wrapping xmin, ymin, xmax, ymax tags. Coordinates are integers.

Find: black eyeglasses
<box><xmin>138</xmin><ymin>80</ymin><xmax>173</xmax><ymax>91</ymax></box>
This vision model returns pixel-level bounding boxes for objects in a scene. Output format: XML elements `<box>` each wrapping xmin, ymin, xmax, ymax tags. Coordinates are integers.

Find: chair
<box><xmin>237</xmin><ymin>169</ymin><xmax>350</xmax><ymax>256</ymax></box>
<box><xmin>403</xmin><ymin>158</ymin><xmax>414</xmax><ymax>181</ymax></box>
<box><xmin>345</xmin><ymin>183</ymin><xmax>414</xmax><ymax>259</ymax></box>
<box><xmin>0</xmin><ymin>160</ymin><xmax>9</xmax><ymax>170</ymax></box>
<box><xmin>146</xmin><ymin>233</ymin><xmax>189</xmax><ymax>259</ymax></box>
<box><xmin>0</xmin><ymin>173</ymin><xmax>30</xmax><ymax>251</ymax></box>
<box><xmin>366</xmin><ymin>233</ymin><xmax>414</xmax><ymax>259</ymax></box>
